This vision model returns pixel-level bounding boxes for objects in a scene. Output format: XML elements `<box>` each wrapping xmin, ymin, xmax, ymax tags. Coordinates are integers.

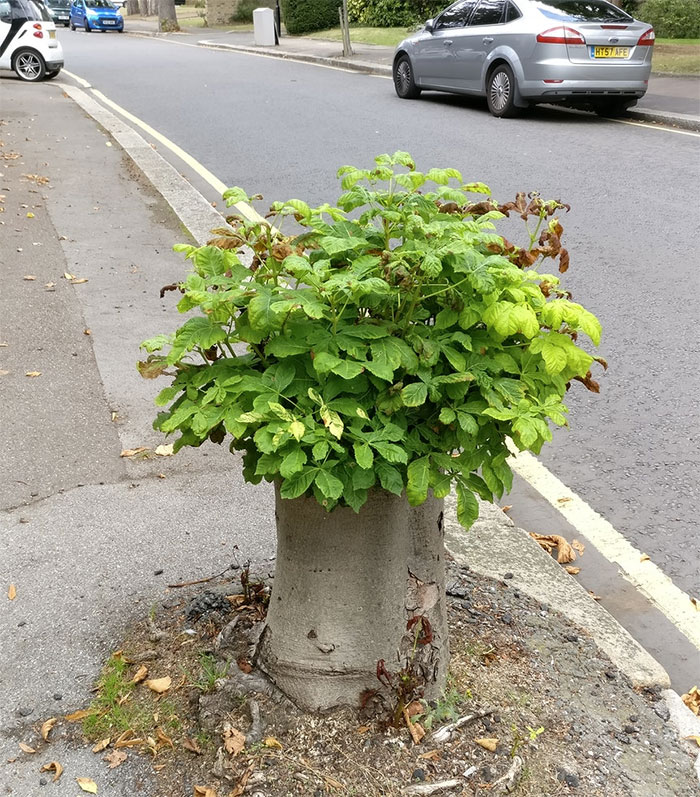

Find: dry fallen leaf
<box><xmin>76</xmin><ymin>777</ymin><xmax>98</xmax><ymax>793</ymax></box>
<box><xmin>640</xmin><ymin>553</ymin><xmax>650</xmax><ymax>562</ymax></box>
<box><xmin>8</xmin><ymin>584</ymin><xmax>16</xmax><ymax>601</ymax></box>
<box><xmin>193</xmin><ymin>787</ymin><xmax>217</xmax><ymax>797</ymax></box>
<box><xmin>40</xmin><ymin>761</ymin><xmax>63</xmax><ymax>782</ymax></box>
<box><xmin>25</xmin><ymin>371</ymin><xmax>41</xmax><ymax>378</ymax></box>
<box><xmin>222</xmin><ymin>724</ymin><xmax>245</xmax><ymax>756</ymax></box>
<box><xmin>182</xmin><ymin>737</ymin><xmax>202</xmax><ymax>755</ymax></box>
<box><xmin>263</xmin><ymin>736</ymin><xmax>282</xmax><ymax>749</ymax></box>
<box><xmin>84</xmin><ymin>329</ymin><xmax>92</xmax><ymax>336</ymax></box>
<box><xmin>529</xmin><ymin>532</ymin><xmax>576</xmax><ymax>564</ymax></box>
<box><xmin>23</xmin><ymin>275</ymin><xmax>36</xmax><ymax>280</ymax></box>
<box><xmin>403</xmin><ymin>707</ymin><xmax>425</xmax><ymax>745</ymax></box>
<box><xmin>132</xmin><ymin>665</ymin><xmax>148</xmax><ymax>684</ymax></box>
<box><xmin>691</xmin><ymin>598</ymin><xmax>700</xmax><ymax>612</ymax></box>
<box><xmin>417</xmin><ymin>749</ymin><xmax>441</xmax><ymax>761</ymax></box>
<box><xmin>120</xmin><ymin>447</ymin><xmax>149</xmax><ymax>458</ymax></box>
<box><xmin>154</xmin><ymin>444</ymin><xmax>174</xmax><ymax>457</ymax></box>
<box><xmin>65</xmin><ymin>709</ymin><xmax>92</xmax><ymax>722</ymax></box>
<box><xmin>564</xmin><ymin>565</ymin><xmax>581</xmax><ymax>575</ymax></box>
<box><xmin>114</xmin><ymin>737</ymin><xmax>144</xmax><ymax>749</ymax></box>
<box><xmin>475</xmin><ymin>737</ymin><xmax>499</xmax><ymax>752</ymax></box>
<box><xmin>103</xmin><ymin>749</ymin><xmax>127</xmax><ymax>769</ymax></box>
<box><xmin>63</xmin><ymin>272</ymin><xmax>75</xmax><ymax>280</ymax></box>
<box><xmin>41</xmin><ymin>717</ymin><xmax>57</xmax><ymax>741</ymax></box>
<box><xmin>556</xmin><ymin>496</ymin><xmax>573</xmax><ymax>504</ymax></box>
<box><xmin>501</xmin><ymin>505</ymin><xmax>512</xmax><ymax>512</ymax></box>
<box><xmin>684</xmin><ymin>735</ymin><xmax>700</xmax><ymax>747</ymax></box>
<box><xmin>145</xmin><ymin>676</ymin><xmax>171</xmax><ymax>695</ymax></box>
<box><xmin>156</xmin><ymin>727</ymin><xmax>174</xmax><ymax>749</ymax></box>
<box><xmin>681</xmin><ymin>686</ymin><xmax>700</xmax><ymax>716</ymax></box>
<box><xmin>70</xmin><ymin>278</ymin><xmax>89</xmax><ymax>285</ymax></box>
<box><xmin>92</xmin><ymin>738</ymin><xmax>110</xmax><ymax>753</ymax></box>
<box><xmin>571</xmin><ymin>539</ymin><xmax>585</xmax><ymax>556</ymax></box>
<box><xmin>18</xmin><ymin>742</ymin><xmax>36</xmax><ymax>754</ymax></box>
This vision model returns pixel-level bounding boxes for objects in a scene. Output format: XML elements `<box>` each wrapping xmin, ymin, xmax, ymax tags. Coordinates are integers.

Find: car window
<box><xmin>0</xmin><ymin>0</ymin><xmax>11</xmax><ymax>19</ymax></box>
<box><xmin>535</xmin><ymin>1</ymin><xmax>632</xmax><ymax>23</ymax></box>
<box><xmin>504</xmin><ymin>1</ymin><xmax>522</xmax><ymax>22</ymax></box>
<box><xmin>469</xmin><ymin>0</ymin><xmax>506</xmax><ymax>25</ymax></box>
<box><xmin>6</xmin><ymin>0</ymin><xmax>50</xmax><ymax>20</ymax></box>
<box><xmin>435</xmin><ymin>0</ymin><xmax>478</xmax><ymax>29</ymax></box>
<box><xmin>85</xmin><ymin>0</ymin><xmax>114</xmax><ymax>7</ymax></box>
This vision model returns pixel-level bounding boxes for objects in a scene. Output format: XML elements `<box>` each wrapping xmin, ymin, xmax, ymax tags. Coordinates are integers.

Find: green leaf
<box><xmin>331</xmin><ymin>359</ymin><xmax>365</xmax><ymax>380</ymax></box>
<box><xmin>280</xmin><ymin>448</ymin><xmax>307</xmax><ymax>478</ymax></box>
<box><xmin>280</xmin><ymin>468</ymin><xmax>316</xmax><ymax>499</ymax></box>
<box><xmin>265</xmin><ymin>336</ymin><xmax>312</xmax><ymax>357</ymax></box>
<box><xmin>313</xmin><ymin>352</ymin><xmax>342</xmax><ymax>374</ymax></box>
<box><xmin>435</xmin><ymin>308</ymin><xmax>459</xmax><ymax>329</ymax></box>
<box><xmin>315</xmin><ymin>469</ymin><xmax>344</xmax><ymax>500</ymax></box>
<box><xmin>320</xmin><ymin>407</ymin><xmax>344</xmax><ymax>439</ymax></box>
<box><xmin>353</xmin><ymin>442</ymin><xmax>374</xmax><ymax>469</ymax></box>
<box><xmin>372</xmin><ymin>442</ymin><xmax>408</xmax><ymax>464</ymax></box>
<box><xmin>288</xmin><ymin>420</ymin><xmax>305</xmax><ymax>441</ymax></box>
<box><xmin>401</xmin><ymin>382</ymin><xmax>428</xmax><ymax>407</ymax></box>
<box><xmin>406</xmin><ymin>456</ymin><xmax>430</xmax><ymax>506</ymax></box>
<box><xmin>456</xmin><ymin>482</ymin><xmax>479</xmax><ymax>528</ymax></box>
<box><xmin>439</xmin><ymin>407</ymin><xmax>456</xmax><ymax>424</ymax></box>
<box><xmin>376</xmin><ymin>461</ymin><xmax>404</xmax><ymax>496</ymax></box>
<box><xmin>248</xmin><ymin>291</ymin><xmax>282</xmax><ymax>333</ymax></box>
<box><xmin>312</xmin><ymin>441</ymin><xmax>329</xmax><ymax>460</ymax></box>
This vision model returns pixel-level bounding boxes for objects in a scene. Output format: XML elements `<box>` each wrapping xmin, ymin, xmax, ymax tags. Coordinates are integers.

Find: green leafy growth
<box><xmin>140</xmin><ymin>152</ymin><xmax>603</xmax><ymax>528</ymax></box>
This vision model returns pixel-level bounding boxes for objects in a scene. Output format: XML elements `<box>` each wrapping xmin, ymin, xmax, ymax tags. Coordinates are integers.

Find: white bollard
<box><xmin>253</xmin><ymin>7</ymin><xmax>276</xmax><ymax>47</ymax></box>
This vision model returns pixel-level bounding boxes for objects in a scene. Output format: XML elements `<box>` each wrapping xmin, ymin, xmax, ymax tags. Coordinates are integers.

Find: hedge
<box><xmin>638</xmin><ymin>0</ymin><xmax>700</xmax><ymax>38</ymax></box>
<box><xmin>282</xmin><ymin>0</ymin><xmax>341</xmax><ymax>33</ymax></box>
<box><xmin>347</xmin><ymin>0</ymin><xmax>444</xmax><ymax>27</ymax></box>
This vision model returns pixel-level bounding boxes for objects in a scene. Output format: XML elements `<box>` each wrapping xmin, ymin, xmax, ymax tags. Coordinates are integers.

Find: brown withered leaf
<box><xmin>25</xmin><ymin>371</ymin><xmax>41</xmax><ymax>377</ymax></box>
<box><xmin>682</xmin><ymin>686</ymin><xmax>700</xmax><ymax>716</ymax></box>
<box><xmin>182</xmin><ymin>737</ymin><xmax>202</xmax><ymax>755</ymax></box>
<box><xmin>156</xmin><ymin>727</ymin><xmax>174</xmax><ymax>749</ymax></box>
<box><xmin>529</xmin><ymin>532</ymin><xmax>576</xmax><ymax>564</ymax></box>
<box><xmin>236</xmin><ymin>657</ymin><xmax>253</xmax><ymax>674</ymax></box>
<box><xmin>263</xmin><ymin>737</ymin><xmax>283</xmax><ymax>749</ymax></box>
<box><xmin>193</xmin><ymin>787</ymin><xmax>217</xmax><ymax>797</ymax></box>
<box><xmin>132</xmin><ymin>665</ymin><xmax>148</xmax><ymax>684</ymax></box>
<box><xmin>145</xmin><ymin>676</ymin><xmax>171</xmax><ymax>694</ymax></box>
<box><xmin>41</xmin><ymin>717</ymin><xmax>57</xmax><ymax>741</ymax></box>
<box><xmin>565</xmin><ymin>566</ymin><xmax>581</xmax><ymax>575</ymax></box>
<box><xmin>207</xmin><ymin>236</ymin><xmax>242</xmax><ymax>251</ymax></box>
<box><xmin>403</xmin><ymin>707</ymin><xmax>425</xmax><ymax>745</ymax></box>
<box><xmin>571</xmin><ymin>539</ymin><xmax>585</xmax><ymax>556</ymax></box>
<box><xmin>137</xmin><ymin>358</ymin><xmax>169</xmax><ymax>380</ymax></box>
<box><xmin>558</xmin><ymin>248</ymin><xmax>570</xmax><ymax>273</ymax></box>
<box><xmin>18</xmin><ymin>742</ymin><xmax>36</xmax><ymax>754</ymax></box>
<box><xmin>691</xmin><ymin>598</ymin><xmax>700</xmax><ymax>612</ymax></box>
<box><xmin>114</xmin><ymin>737</ymin><xmax>144</xmax><ymax>749</ymax></box>
<box><xmin>475</xmin><ymin>737</ymin><xmax>499</xmax><ymax>752</ymax></box>
<box><xmin>103</xmin><ymin>749</ymin><xmax>127</xmax><ymax>769</ymax></box>
<box><xmin>65</xmin><ymin>709</ymin><xmax>92</xmax><ymax>722</ymax></box>
<box><xmin>228</xmin><ymin>765</ymin><xmax>255</xmax><ymax>797</ymax></box>
<box><xmin>70</xmin><ymin>278</ymin><xmax>89</xmax><ymax>285</ymax></box>
<box><xmin>76</xmin><ymin>777</ymin><xmax>98</xmax><ymax>793</ymax></box>
<box><xmin>92</xmin><ymin>738</ymin><xmax>110</xmax><ymax>753</ymax></box>
<box><xmin>222</xmin><ymin>724</ymin><xmax>245</xmax><ymax>756</ymax></box>
<box><xmin>417</xmin><ymin>749</ymin><xmax>441</xmax><ymax>761</ymax></box>
<box><xmin>405</xmin><ymin>701</ymin><xmax>423</xmax><ymax>718</ymax></box>
<box><xmin>640</xmin><ymin>554</ymin><xmax>650</xmax><ymax>562</ymax></box>
<box><xmin>120</xmin><ymin>447</ymin><xmax>150</xmax><ymax>458</ymax></box>
<box><xmin>8</xmin><ymin>584</ymin><xmax>16</xmax><ymax>600</ymax></box>
<box><xmin>23</xmin><ymin>275</ymin><xmax>36</xmax><ymax>280</ymax></box>
<box><xmin>40</xmin><ymin>761</ymin><xmax>63</xmax><ymax>782</ymax></box>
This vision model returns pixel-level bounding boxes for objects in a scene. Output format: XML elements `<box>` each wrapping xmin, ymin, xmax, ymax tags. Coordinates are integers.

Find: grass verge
<box><xmin>303</xmin><ymin>25</ymin><xmax>412</xmax><ymax>48</ymax></box>
<box><xmin>652</xmin><ymin>42</ymin><xmax>700</xmax><ymax>74</ymax></box>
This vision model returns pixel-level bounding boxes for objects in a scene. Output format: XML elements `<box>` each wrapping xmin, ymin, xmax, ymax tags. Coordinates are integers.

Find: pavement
<box><xmin>122</xmin><ymin>18</ymin><xmax>700</xmax><ymax>131</ymax></box>
<box><xmin>1</xmin><ymin>68</ymin><xmax>699</xmax><ymax>795</ymax></box>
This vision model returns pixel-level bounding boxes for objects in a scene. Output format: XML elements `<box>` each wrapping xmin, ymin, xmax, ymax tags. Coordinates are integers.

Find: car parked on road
<box><xmin>41</xmin><ymin>0</ymin><xmax>70</xmax><ymax>25</ymax></box>
<box><xmin>69</xmin><ymin>0</ymin><xmax>123</xmax><ymax>31</ymax></box>
<box><xmin>393</xmin><ymin>0</ymin><xmax>654</xmax><ymax>117</ymax></box>
<box><xmin>0</xmin><ymin>0</ymin><xmax>63</xmax><ymax>80</ymax></box>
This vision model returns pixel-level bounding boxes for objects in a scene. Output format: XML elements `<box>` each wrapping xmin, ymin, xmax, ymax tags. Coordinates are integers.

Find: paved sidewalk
<box><xmin>123</xmin><ymin>18</ymin><xmax>700</xmax><ymax>129</ymax></box>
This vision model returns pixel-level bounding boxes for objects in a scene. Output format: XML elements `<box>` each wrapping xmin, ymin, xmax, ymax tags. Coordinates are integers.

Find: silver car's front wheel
<box><xmin>486</xmin><ymin>64</ymin><xmax>520</xmax><ymax>118</ymax></box>
<box><xmin>13</xmin><ymin>50</ymin><xmax>46</xmax><ymax>82</ymax></box>
<box><xmin>393</xmin><ymin>55</ymin><xmax>421</xmax><ymax>100</ymax></box>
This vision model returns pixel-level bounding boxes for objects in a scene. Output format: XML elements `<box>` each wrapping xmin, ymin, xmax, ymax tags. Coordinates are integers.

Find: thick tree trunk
<box><xmin>256</xmin><ymin>486</ymin><xmax>448</xmax><ymax>712</ymax></box>
<box><xmin>158</xmin><ymin>0</ymin><xmax>178</xmax><ymax>30</ymax></box>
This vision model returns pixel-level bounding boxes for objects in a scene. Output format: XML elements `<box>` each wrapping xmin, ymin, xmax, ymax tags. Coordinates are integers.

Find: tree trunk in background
<box><xmin>125</xmin><ymin>0</ymin><xmax>139</xmax><ymax>14</ymax></box>
<box><xmin>158</xmin><ymin>0</ymin><xmax>179</xmax><ymax>30</ymax></box>
<box><xmin>137</xmin><ymin>0</ymin><xmax>148</xmax><ymax>15</ymax></box>
<box><xmin>257</xmin><ymin>486</ymin><xmax>448</xmax><ymax>711</ymax></box>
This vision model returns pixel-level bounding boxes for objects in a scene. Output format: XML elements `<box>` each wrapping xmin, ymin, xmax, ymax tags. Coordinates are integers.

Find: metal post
<box><xmin>274</xmin><ymin>0</ymin><xmax>281</xmax><ymax>44</ymax></box>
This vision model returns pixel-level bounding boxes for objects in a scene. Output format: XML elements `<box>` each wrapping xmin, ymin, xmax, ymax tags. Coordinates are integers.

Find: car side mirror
<box><xmin>424</xmin><ymin>18</ymin><xmax>434</xmax><ymax>33</ymax></box>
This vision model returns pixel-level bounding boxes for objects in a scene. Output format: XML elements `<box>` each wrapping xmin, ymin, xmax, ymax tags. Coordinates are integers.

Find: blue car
<box><xmin>69</xmin><ymin>0</ymin><xmax>123</xmax><ymax>31</ymax></box>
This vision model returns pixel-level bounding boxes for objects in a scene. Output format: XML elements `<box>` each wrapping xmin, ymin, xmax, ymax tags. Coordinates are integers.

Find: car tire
<box><xmin>70</xmin><ymin>19</ymin><xmax>76</xmax><ymax>29</ymax></box>
<box><xmin>13</xmin><ymin>49</ymin><xmax>46</xmax><ymax>82</ymax></box>
<box><xmin>486</xmin><ymin>63</ymin><xmax>520</xmax><ymax>118</ymax></box>
<box><xmin>45</xmin><ymin>68</ymin><xmax>62</xmax><ymax>79</ymax></box>
<box><xmin>64</xmin><ymin>21</ymin><xmax>69</xmax><ymax>26</ymax></box>
<box><xmin>84</xmin><ymin>18</ymin><xmax>91</xmax><ymax>31</ymax></box>
<box><xmin>393</xmin><ymin>55</ymin><xmax>421</xmax><ymax>100</ymax></box>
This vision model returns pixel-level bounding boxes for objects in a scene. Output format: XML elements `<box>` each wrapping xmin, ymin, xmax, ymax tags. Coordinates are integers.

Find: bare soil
<box><xmin>61</xmin><ymin>558</ymin><xmax>698</xmax><ymax>797</ymax></box>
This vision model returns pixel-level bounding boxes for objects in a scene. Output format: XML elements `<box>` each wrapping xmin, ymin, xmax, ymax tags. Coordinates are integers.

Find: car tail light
<box><xmin>32</xmin><ymin>22</ymin><xmax>42</xmax><ymax>28</ymax></box>
<box><xmin>537</xmin><ymin>27</ymin><xmax>586</xmax><ymax>45</ymax></box>
<box><xmin>33</xmin><ymin>30</ymin><xmax>43</xmax><ymax>37</ymax></box>
<box><xmin>601</xmin><ymin>25</ymin><xmax>627</xmax><ymax>30</ymax></box>
<box><xmin>637</xmin><ymin>28</ymin><xmax>655</xmax><ymax>46</ymax></box>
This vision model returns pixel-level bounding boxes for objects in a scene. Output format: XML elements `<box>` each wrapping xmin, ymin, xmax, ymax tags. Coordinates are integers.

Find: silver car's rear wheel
<box><xmin>393</xmin><ymin>55</ymin><xmax>421</xmax><ymax>100</ymax></box>
<box><xmin>13</xmin><ymin>49</ymin><xmax>46</xmax><ymax>82</ymax></box>
<box><xmin>486</xmin><ymin>64</ymin><xmax>521</xmax><ymax>118</ymax></box>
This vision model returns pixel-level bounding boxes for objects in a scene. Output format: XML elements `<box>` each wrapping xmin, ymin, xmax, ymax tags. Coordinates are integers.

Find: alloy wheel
<box><xmin>397</xmin><ymin>61</ymin><xmax>412</xmax><ymax>95</ymax></box>
<box><xmin>16</xmin><ymin>52</ymin><xmax>43</xmax><ymax>80</ymax></box>
<box><xmin>490</xmin><ymin>71</ymin><xmax>511</xmax><ymax>113</ymax></box>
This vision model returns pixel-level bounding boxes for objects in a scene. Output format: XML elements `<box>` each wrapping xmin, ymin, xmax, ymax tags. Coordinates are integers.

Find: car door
<box><xmin>0</xmin><ymin>0</ymin><xmax>14</xmax><ymax>69</ymax></box>
<box><xmin>449</xmin><ymin>0</ymin><xmax>508</xmax><ymax>91</ymax></box>
<box><xmin>71</xmin><ymin>0</ymin><xmax>82</xmax><ymax>23</ymax></box>
<box><xmin>411</xmin><ymin>0</ymin><xmax>478</xmax><ymax>89</ymax></box>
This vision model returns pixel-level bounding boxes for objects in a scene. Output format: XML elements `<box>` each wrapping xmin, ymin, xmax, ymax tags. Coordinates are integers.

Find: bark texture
<box><xmin>256</xmin><ymin>486</ymin><xmax>447</xmax><ymax>711</ymax></box>
<box><xmin>158</xmin><ymin>0</ymin><xmax>179</xmax><ymax>30</ymax></box>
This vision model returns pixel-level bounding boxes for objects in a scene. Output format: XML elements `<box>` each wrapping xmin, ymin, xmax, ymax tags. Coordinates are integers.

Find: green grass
<box><xmin>656</xmin><ymin>38</ymin><xmax>700</xmax><ymax>45</ymax></box>
<box><xmin>303</xmin><ymin>25</ymin><xmax>413</xmax><ymax>47</ymax></box>
<box><xmin>652</xmin><ymin>41</ymin><xmax>700</xmax><ymax>74</ymax></box>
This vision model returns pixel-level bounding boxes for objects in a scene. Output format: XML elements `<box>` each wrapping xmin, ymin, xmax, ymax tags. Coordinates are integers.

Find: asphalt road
<box><xmin>52</xmin><ymin>29</ymin><xmax>700</xmax><ymax>596</ymax></box>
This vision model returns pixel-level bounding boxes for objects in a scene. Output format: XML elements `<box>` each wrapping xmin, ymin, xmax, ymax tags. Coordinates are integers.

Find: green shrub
<box><xmin>348</xmin><ymin>0</ymin><xmax>443</xmax><ymax>26</ymax></box>
<box><xmin>281</xmin><ymin>0</ymin><xmax>340</xmax><ymax>34</ymax></box>
<box><xmin>232</xmin><ymin>0</ymin><xmax>259</xmax><ymax>22</ymax></box>
<box><xmin>639</xmin><ymin>0</ymin><xmax>700</xmax><ymax>38</ymax></box>
<box><xmin>140</xmin><ymin>152</ymin><xmax>603</xmax><ymax>525</ymax></box>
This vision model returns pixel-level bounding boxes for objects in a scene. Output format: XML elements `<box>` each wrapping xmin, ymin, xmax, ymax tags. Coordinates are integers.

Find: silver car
<box><xmin>393</xmin><ymin>0</ymin><xmax>655</xmax><ymax>117</ymax></box>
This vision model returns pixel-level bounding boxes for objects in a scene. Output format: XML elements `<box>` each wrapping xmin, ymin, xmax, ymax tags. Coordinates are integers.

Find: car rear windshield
<box><xmin>535</xmin><ymin>1</ymin><xmax>632</xmax><ymax>23</ymax></box>
<box><xmin>49</xmin><ymin>0</ymin><xmax>71</xmax><ymax>7</ymax></box>
<box><xmin>85</xmin><ymin>0</ymin><xmax>115</xmax><ymax>7</ymax></box>
<box><xmin>2</xmin><ymin>0</ymin><xmax>51</xmax><ymax>20</ymax></box>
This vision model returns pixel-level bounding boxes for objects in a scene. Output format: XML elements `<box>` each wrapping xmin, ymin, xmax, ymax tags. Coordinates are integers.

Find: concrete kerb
<box><xmin>197</xmin><ymin>39</ymin><xmax>393</xmax><ymax>76</ymax></box>
<box><xmin>56</xmin><ymin>78</ymin><xmax>698</xmax><ymax>785</ymax></box>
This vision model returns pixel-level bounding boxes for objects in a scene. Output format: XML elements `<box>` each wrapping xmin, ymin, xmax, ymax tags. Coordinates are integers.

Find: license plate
<box><xmin>104</xmin><ymin>19</ymin><xmax>115</xmax><ymax>23</ymax></box>
<box><xmin>49</xmin><ymin>30</ymin><xmax>56</xmax><ymax>38</ymax></box>
<box><xmin>591</xmin><ymin>46</ymin><xmax>629</xmax><ymax>58</ymax></box>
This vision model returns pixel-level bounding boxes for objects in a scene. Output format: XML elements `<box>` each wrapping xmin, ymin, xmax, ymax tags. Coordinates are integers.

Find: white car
<box><xmin>0</xmin><ymin>0</ymin><xmax>64</xmax><ymax>81</ymax></box>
